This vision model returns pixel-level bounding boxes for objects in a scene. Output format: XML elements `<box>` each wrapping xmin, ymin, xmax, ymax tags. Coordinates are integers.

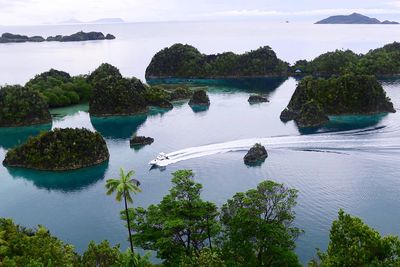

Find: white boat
<box><xmin>149</xmin><ymin>152</ymin><xmax>170</xmax><ymax>166</ymax></box>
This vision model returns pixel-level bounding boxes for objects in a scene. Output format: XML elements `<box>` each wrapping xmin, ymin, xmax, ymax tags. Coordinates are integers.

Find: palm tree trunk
<box><xmin>124</xmin><ymin>191</ymin><xmax>136</xmax><ymax>267</ymax></box>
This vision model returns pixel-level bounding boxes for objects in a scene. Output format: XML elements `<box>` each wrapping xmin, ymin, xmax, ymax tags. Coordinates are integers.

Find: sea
<box><xmin>0</xmin><ymin>20</ymin><xmax>400</xmax><ymax>264</ymax></box>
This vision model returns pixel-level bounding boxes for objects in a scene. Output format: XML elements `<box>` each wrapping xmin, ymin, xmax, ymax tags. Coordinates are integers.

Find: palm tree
<box><xmin>106</xmin><ymin>168</ymin><xmax>141</xmax><ymax>258</ymax></box>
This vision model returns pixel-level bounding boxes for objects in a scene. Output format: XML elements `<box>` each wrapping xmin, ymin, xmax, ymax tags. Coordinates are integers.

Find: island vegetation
<box><xmin>3</xmin><ymin>128</ymin><xmax>109</xmax><ymax>171</ymax></box>
<box><xmin>281</xmin><ymin>74</ymin><xmax>395</xmax><ymax>127</ymax></box>
<box><xmin>2</xmin><ymin>169</ymin><xmax>399</xmax><ymax>266</ymax></box>
<box><xmin>25</xmin><ymin>69</ymin><xmax>92</xmax><ymax>108</ymax></box>
<box><xmin>0</xmin><ymin>85</ymin><xmax>51</xmax><ymax>127</ymax></box>
<box><xmin>292</xmin><ymin>42</ymin><xmax>400</xmax><ymax>77</ymax></box>
<box><xmin>188</xmin><ymin>89</ymin><xmax>210</xmax><ymax>106</ymax></box>
<box><xmin>0</xmin><ymin>31</ymin><xmax>116</xmax><ymax>43</ymax></box>
<box><xmin>88</xmin><ymin>63</ymin><xmax>148</xmax><ymax>116</ymax></box>
<box><xmin>145</xmin><ymin>43</ymin><xmax>289</xmax><ymax>79</ymax></box>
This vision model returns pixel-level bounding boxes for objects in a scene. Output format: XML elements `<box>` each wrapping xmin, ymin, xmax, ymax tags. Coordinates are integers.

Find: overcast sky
<box><xmin>2</xmin><ymin>0</ymin><xmax>400</xmax><ymax>25</ymax></box>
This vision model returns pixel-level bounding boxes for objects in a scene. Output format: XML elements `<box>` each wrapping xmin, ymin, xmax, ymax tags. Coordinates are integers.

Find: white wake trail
<box><xmin>153</xmin><ymin>134</ymin><xmax>400</xmax><ymax>167</ymax></box>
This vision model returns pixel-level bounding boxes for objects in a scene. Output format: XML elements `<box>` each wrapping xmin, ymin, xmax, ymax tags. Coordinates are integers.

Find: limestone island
<box><xmin>244</xmin><ymin>143</ymin><xmax>268</xmax><ymax>165</ymax></box>
<box><xmin>3</xmin><ymin>128</ymin><xmax>109</xmax><ymax>171</ymax></box>
<box><xmin>0</xmin><ymin>85</ymin><xmax>51</xmax><ymax>127</ymax></box>
<box><xmin>145</xmin><ymin>43</ymin><xmax>289</xmax><ymax>79</ymax></box>
<box><xmin>280</xmin><ymin>74</ymin><xmax>396</xmax><ymax>128</ymax></box>
<box><xmin>315</xmin><ymin>13</ymin><xmax>399</xmax><ymax>24</ymax></box>
<box><xmin>88</xmin><ymin>63</ymin><xmax>148</xmax><ymax>116</ymax></box>
<box><xmin>0</xmin><ymin>31</ymin><xmax>115</xmax><ymax>44</ymax></box>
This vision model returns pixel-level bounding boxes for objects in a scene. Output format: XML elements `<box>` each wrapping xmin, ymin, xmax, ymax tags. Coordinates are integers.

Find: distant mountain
<box><xmin>315</xmin><ymin>13</ymin><xmax>399</xmax><ymax>24</ymax></box>
<box><xmin>59</xmin><ymin>18</ymin><xmax>125</xmax><ymax>25</ymax></box>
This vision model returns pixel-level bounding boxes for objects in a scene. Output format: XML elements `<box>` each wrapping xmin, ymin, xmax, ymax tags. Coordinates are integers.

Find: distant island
<box><xmin>0</xmin><ymin>31</ymin><xmax>115</xmax><ymax>44</ymax></box>
<box><xmin>315</xmin><ymin>13</ymin><xmax>399</xmax><ymax>24</ymax></box>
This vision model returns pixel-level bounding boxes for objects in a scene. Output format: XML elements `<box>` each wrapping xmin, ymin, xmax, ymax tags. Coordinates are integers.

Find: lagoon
<box><xmin>0</xmin><ymin>21</ymin><xmax>400</xmax><ymax>264</ymax></box>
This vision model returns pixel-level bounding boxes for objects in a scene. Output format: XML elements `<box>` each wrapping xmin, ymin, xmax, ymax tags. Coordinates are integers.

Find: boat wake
<box><xmin>152</xmin><ymin>127</ymin><xmax>400</xmax><ymax>167</ymax></box>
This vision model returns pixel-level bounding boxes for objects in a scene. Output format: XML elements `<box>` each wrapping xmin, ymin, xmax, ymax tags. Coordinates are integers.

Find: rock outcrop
<box><xmin>3</xmin><ymin>128</ymin><xmax>109</xmax><ymax>171</ymax></box>
<box><xmin>0</xmin><ymin>85</ymin><xmax>51</xmax><ymax>127</ymax></box>
<box><xmin>248</xmin><ymin>95</ymin><xmax>269</xmax><ymax>104</ymax></box>
<box><xmin>189</xmin><ymin>90</ymin><xmax>210</xmax><ymax>106</ymax></box>
<box><xmin>130</xmin><ymin>136</ymin><xmax>154</xmax><ymax>147</ymax></box>
<box><xmin>244</xmin><ymin>143</ymin><xmax>268</xmax><ymax>165</ymax></box>
<box><xmin>0</xmin><ymin>31</ymin><xmax>116</xmax><ymax>43</ymax></box>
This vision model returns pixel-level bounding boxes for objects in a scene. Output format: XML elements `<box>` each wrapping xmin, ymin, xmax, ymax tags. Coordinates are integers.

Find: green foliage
<box><xmin>106</xmin><ymin>168</ymin><xmax>141</xmax><ymax>259</ymax></box>
<box><xmin>3</xmin><ymin>128</ymin><xmax>109</xmax><ymax>171</ymax></box>
<box><xmin>292</xmin><ymin>50</ymin><xmax>360</xmax><ymax>76</ymax></box>
<box><xmin>292</xmin><ymin>42</ymin><xmax>400</xmax><ymax>76</ymax></box>
<box><xmin>0</xmin><ymin>85</ymin><xmax>51</xmax><ymax>127</ymax></box>
<box><xmin>146</xmin><ymin>43</ymin><xmax>289</xmax><ymax>79</ymax></box>
<box><xmin>0</xmin><ymin>218</ymin><xmax>79</xmax><ymax>266</ymax></box>
<box><xmin>25</xmin><ymin>69</ymin><xmax>93</xmax><ymax>108</ymax></box>
<box><xmin>220</xmin><ymin>180</ymin><xmax>302</xmax><ymax>267</ymax></box>
<box><xmin>283</xmin><ymin>74</ymin><xmax>395</xmax><ymax>123</ymax></box>
<box><xmin>178</xmin><ymin>248</ymin><xmax>226</xmax><ymax>267</ymax></box>
<box><xmin>88</xmin><ymin>64</ymin><xmax>147</xmax><ymax>116</ymax></box>
<box><xmin>127</xmin><ymin>170</ymin><xmax>220</xmax><ymax>266</ymax></box>
<box><xmin>312</xmin><ymin>210</ymin><xmax>400</xmax><ymax>267</ymax></box>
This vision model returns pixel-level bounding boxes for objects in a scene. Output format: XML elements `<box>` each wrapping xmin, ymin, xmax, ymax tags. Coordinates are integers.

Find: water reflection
<box><xmin>147</xmin><ymin>77</ymin><xmax>288</xmax><ymax>94</ymax></box>
<box><xmin>297</xmin><ymin>113</ymin><xmax>388</xmax><ymax>135</ymax></box>
<box><xmin>190</xmin><ymin>105</ymin><xmax>210</xmax><ymax>113</ymax></box>
<box><xmin>90</xmin><ymin>114</ymin><xmax>148</xmax><ymax>140</ymax></box>
<box><xmin>0</xmin><ymin>123</ymin><xmax>52</xmax><ymax>149</ymax></box>
<box><xmin>6</xmin><ymin>162</ymin><xmax>109</xmax><ymax>193</ymax></box>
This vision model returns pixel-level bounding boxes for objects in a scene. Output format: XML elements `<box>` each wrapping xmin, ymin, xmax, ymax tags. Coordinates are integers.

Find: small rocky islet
<box><xmin>248</xmin><ymin>95</ymin><xmax>269</xmax><ymax>104</ymax></box>
<box><xmin>188</xmin><ymin>90</ymin><xmax>210</xmax><ymax>106</ymax></box>
<box><xmin>244</xmin><ymin>143</ymin><xmax>268</xmax><ymax>165</ymax></box>
<box><xmin>130</xmin><ymin>136</ymin><xmax>154</xmax><ymax>147</ymax></box>
<box><xmin>0</xmin><ymin>31</ymin><xmax>115</xmax><ymax>43</ymax></box>
<box><xmin>2</xmin><ymin>128</ymin><xmax>109</xmax><ymax>171</ymax></box>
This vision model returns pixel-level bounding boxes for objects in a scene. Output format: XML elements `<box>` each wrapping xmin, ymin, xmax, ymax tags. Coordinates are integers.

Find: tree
<box><xmin>126</xmin><ymin>170</ymin><xmax>220</xmax><ymax>266</ymax></box>
<box><xmin>106</xmin><ymin>169</ymin><xmax>141</xmax><ymax>260</ymax></box>
<box><xmin>220</xmin><ymin>180</ymin><xmax>302</xmax><ymax>267</ymax></box>
<box><xmin>311</xmin><ymin>210</ymin><xmax>400</xmax><ymax>267</ymax></box>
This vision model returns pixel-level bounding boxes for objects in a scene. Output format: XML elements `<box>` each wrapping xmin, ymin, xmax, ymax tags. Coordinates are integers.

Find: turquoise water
<box><xmin>1</xmin><ymin>21</ymin><xmax>400</xmax><ymax>264</ymax></box>
<box><xmin>1</xmin><ymin>77</ymin><xmax>400</xmax><ymax>264</ymax></box>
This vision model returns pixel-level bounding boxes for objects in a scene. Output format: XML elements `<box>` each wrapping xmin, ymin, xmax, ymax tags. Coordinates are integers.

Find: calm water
<box><xmin>0</xmin><ymin>21</ymin><xmax>400</xmax><ymax>264</ymax></box>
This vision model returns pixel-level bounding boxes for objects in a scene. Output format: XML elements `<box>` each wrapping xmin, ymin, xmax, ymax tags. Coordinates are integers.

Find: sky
<box><xmin>1</xmin><ymin>0</ymin><xmax>400</xmax><ymax>25</ymax></box>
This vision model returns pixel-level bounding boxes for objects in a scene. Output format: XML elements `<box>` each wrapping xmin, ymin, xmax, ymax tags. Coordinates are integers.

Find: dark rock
<box><xmin>170</xmin><ymin>87</ymin><xmax>193</xmax><ymax>101</ymax></box>
<box><xmin>189</xmin><ymin>90</ymin><xmax>210</xmax><ymax>106</ymax></box>
<box><xmin>130</xmin><ymin>136</ymin><xmax>154</xmax><ymax>147</ymax></box>
<box><xmin>280</xmin><ymin>108</ymin><xmax>298</xmax><ymax>122</ymax></box>
<box><xmin>244</xmin><ymin>143</ymin><xmax>268</xmax><ymax>165</ymax></box>
<box><xmin>28</xmin><ymin>36</ymin><xmax>45</xmax><ymax>42</ymax></box>
<box><xmin>47</xmin><ymin>35</ymin><xmax>63</xmax><ymax>42</ymax></box>
<box><xmin>248</xmin><ymin>95</ymin><xmax>269</xmax><ymax>104</ymax></box>
<box><xmin>105</xmin><ymin>34</ymin><xmax>116</xmax><ymax>40</ymax></box>
<box><xmin>294</xmin><ymin>100</ymin><xmax>329</xmax><ymax>128</ymax></box>
<box><xmin>153</xmin><ymin>99</ymin><xmax>173</xmax><ymax>109</ymax></box>
<box><xmin>3</xmin><ymin>128</ymin><xmax>109</xmax><ymax>171</ymax></box>
<box><xmin>0</xmin><ymin>33</ymin><xmax>29</xmax><ymax>43</ymax></box>
<box><xmin>0</xmin><ymin>85</ymin><xmax>51</xmax><ymax>127</ymax></box>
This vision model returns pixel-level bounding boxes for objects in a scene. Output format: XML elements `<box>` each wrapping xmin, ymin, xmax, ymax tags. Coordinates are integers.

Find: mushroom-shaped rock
<box><xmin>130</xmin><ymin>135</ymin><xmax>154</xmax><ymax>147</ymax></box>
<box><xmin>3</xmin><ymin>128</ymin><xmax>109</xmax><ymax>171</ymax></box>
<box><xmin>244</xmin><ymin>143</ymin><xmax>268</xmax><ymax>165</ymax></box>
<box><xmin>189</xmin><ymin>90</ymin><xmax>210</xmax><ymax>106</ymax></box>
<box><xmin>248</xmin><ymin>95</ymin><xmax>269</xmax><ymax>104</ymax></box>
